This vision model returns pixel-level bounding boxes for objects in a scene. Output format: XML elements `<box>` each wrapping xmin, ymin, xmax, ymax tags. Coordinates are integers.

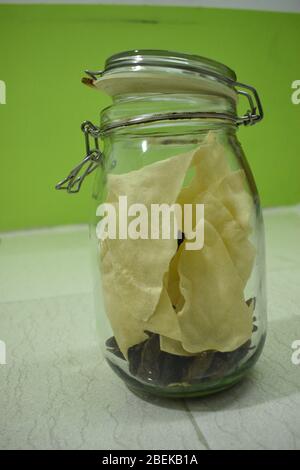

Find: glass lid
<box><xmin>103</xmin><ymin>49</ymin><xmax>237</xmax><ymax>82</ymax></box>
<box><xmin>81</xmin><ymin>50</ymin><xmax>263</xmax><ymax>132</ymax></box>
<box><xmin>83</xmin><ymin>49</ymin><xmax>238</xmax><ymax>101</ymax></box>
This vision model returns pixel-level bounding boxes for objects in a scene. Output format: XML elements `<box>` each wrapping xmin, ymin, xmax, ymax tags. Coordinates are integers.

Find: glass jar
<box><xmin>57</xmin><ymin>50</ymin><xmax>267</xmax><ymax>398</ymax></box>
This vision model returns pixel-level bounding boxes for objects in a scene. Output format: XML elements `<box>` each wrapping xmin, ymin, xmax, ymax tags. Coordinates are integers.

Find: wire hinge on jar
<box><xmin>55</xmin><ymin>121</ymin><xmax>102</xmax><ymax>193</ymax></box>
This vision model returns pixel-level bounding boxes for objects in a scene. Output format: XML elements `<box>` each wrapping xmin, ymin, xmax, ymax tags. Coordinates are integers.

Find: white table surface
<box><xmin>0</xmin><ymin>207</ymin><xmax>300</xmax><ymax>450</ymax></box>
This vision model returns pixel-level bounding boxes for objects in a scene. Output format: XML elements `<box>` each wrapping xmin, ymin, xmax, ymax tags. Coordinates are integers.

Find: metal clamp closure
<box><xmin>56</xmin><ymin>73</ymin><xmax>263</xmax><ymax>194</ymax></box>
<box><xmin>55</xmin><ymin>121</ymin><xmax>102</xmax><ymax>193</ymax></box>
<box><xmin>235</xmin><ymin>81</ymin><xmax>263</xmax><ymax>126</ymax></box>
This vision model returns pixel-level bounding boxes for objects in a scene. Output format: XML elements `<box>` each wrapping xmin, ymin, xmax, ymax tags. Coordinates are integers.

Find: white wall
<box><xmin>0</xmin><ymin>0</ymin><xmax>300</xmax><ymax>14</ymax></box>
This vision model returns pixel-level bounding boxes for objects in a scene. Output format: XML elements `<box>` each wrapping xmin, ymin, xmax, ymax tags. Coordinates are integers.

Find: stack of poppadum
<box><xmin>98</xmin><ymin>132</ymin><xmax>255</xmax><ymax>358</ymax></box>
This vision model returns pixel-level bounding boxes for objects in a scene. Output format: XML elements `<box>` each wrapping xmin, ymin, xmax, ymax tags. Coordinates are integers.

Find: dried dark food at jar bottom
<box><xmin>105</xmin><ymin>298</ymin><xmax>256</xmax><ymax>387</ymax></box>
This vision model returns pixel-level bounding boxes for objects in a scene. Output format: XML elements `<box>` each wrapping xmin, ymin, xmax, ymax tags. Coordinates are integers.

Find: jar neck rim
<box><xmin>100</xmin><ymin>92</ymin><xmax>238</xmax><ymax>135</ymax></box>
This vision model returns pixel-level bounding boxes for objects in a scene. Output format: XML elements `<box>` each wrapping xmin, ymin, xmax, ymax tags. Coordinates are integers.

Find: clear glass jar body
<box><xmin>90</xmin><ymin>91</ymin><xmax>267</xmax><ymax>398</ymax></box>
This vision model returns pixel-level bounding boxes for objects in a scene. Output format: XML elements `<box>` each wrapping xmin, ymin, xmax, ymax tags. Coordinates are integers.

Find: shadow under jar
<box><xmin>57</xmin><ymin>50</ymin><xmax>267</xmax><ymax>398</ymax></box>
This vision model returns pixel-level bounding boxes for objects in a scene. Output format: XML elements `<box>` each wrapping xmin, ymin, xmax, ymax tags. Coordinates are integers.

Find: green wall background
<box><xmin>0</xmin><ymin>4</ymin><xmax>299</xmax><ymax>231</ymax></box>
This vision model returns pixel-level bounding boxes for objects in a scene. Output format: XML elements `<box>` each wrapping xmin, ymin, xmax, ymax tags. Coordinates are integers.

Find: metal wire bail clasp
<box><xmin>55</xmin><ymin>121</ymin><xmax>102</xmax><ymax>193</ymax></box>
<box><xmin>235</xmin><ymin>81</ymin><xmax>264</xmax><ymax>126</ymax></box>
